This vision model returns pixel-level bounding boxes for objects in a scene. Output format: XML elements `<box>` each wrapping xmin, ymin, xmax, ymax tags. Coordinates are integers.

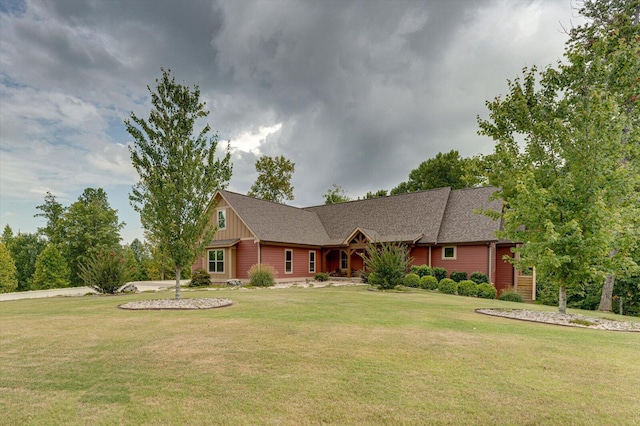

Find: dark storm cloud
<box><xmin>1</xmin><ymin>0</ymin><xmax>578</xmax><ymax>240</ymax></box>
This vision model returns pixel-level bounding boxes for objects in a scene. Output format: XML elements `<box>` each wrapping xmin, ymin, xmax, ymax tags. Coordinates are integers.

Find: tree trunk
<box><xmin>598</xmin><ymin>273</ymin><xmax>615</xmax><ymax>312</ymax></box>
<box><xmin>175</xmin><ymin>266</ymin><xmax>181</xmax><ymax>300</ymax></box>
<box><xmin>558</xmin><ymin>285</ymin><xmax>567</xmax><ymax>314</ymax></box>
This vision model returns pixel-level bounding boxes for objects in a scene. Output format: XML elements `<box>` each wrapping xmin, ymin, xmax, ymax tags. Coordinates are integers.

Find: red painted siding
<box><xmin>236</xmin><ymin>239</ymin><xmax>259</xmax><ymax>279</ymax></box>
<box><xmin>409</xmin><ymin>247</ymin><xmax>428</xmax><ymax>267</ymax></box>
<box><xmin>431</xmin><ymin>245</ymin><xmax>489</xmax><ymax>277</ymax></box>
<box><xmin>495</xmin><ymin>246</ymin><xmax>515</xmax><ymax>292</ymax></box>
<box><xmin>260</xmin><ymin>245</ymin><xmax>318</xmax><ymax>278</ymax></box>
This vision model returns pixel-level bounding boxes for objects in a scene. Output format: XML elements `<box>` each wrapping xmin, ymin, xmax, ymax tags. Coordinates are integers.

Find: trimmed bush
<box><xmin>477</xmin><ymin>283</ymin><xmax>498</xmax><ymax>299</ymax></box>
<box><xmin>457</xmin><ymin>280</ymin><xmax>478</xmax><ymax>297</ymax></box>
<box><xmin>314</xmin><ymin>272</ymin><xmax>329</xmax><ymax>282</ymax></box>
<box><xmin>248</xmin><ymin>263</ymin><xmax>277</xmax><ymax>287</ymax></box>
<box><xmin>410</xmin><ymin>265</ymin><xmax>432</xmax><ymax>277</ymax></box>
<box><xmin>438</xmin><ymin>278</ymin><xmax>458</xmax><ymax>295</ymax></box>
<box><xmin>189</xmin><ymin>268</ymin><xmax>211</xmax><ymax>287</ymax></box>
<box><xmin>499</xmin><ymin>290</ymin><xmax>524</xmax><ymax>303</ymax></box>
<box><xmin>449</xmin><ymin>271</ymin><xmax>468</xmax><ymax>282</ymax></box>
<box><xmin>403</xmin><ymin>273</ymin><xmax>420</xmax><ymax>288</ymax></box>
<box><xmin>433</xmin><ymin>267</ymin><xmax>447</xmax><ymax>282</ymax></box>
<box><xmin>420</xmin><ymin>275</ymin><xmax>438</xmax><ymax>290</ymax></box>
<box><xmin>470</xmin><ymin>272</ymin><xmax>489</xmax><ymax>285</ymax></box>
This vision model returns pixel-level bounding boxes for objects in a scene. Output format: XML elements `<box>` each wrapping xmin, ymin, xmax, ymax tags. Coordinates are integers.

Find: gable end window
<box><xmin>217</xmin><ymin>209</ymin><xmax>226</xmax><ymax>230</ymax></box>
<box><xmin>208</xmin><ymin>249</ymin><xmax>225</xmax><ymax>273</ymax></box>
<box><xmin>309</xmin><ymin>251</ymin><xmax>316</xmax><ymax>273</ymax></box>
<box><xmin>442</xmin><ymin>246</ymin><xmax>456</xmax><ymax>260</ymax></box>
<box><xmin>285</xmin><ymin>249</ymin><xmax>293</xmax><ymax>274</ymax></box>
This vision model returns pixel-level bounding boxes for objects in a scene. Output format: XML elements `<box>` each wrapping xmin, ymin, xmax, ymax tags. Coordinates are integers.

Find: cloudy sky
<box><xmin>0</xmin><ymin>0</ymin><xmax>584</xmax><ymax>243</ymax></box>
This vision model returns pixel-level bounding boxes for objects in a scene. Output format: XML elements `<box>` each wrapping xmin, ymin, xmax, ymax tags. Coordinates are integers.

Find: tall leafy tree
<box><xmin>59</xmin><ymin>188</ymin><xmax>124</xmax><ymax>286</ymax></box>
<box><xmin>5</xmin><ymin>232</ymin><xmax>46</xmax><ymax>291</ymax></box>
<box><xmin>2</xmin><ymin>225</ymin><xmax>13</xmax><ymax>245</ymax></box>
<box><xmin>126</xmin><ymin>68</ymin><xmax>232</xmax><ymax>300</ymax></box>
<box><xmin>390</xmin><ymin>150</ymin><xmax>482</xmax><ymax>194</ymax></box>
<box><xmin>323</xmin><ymin>183</ymin><xmax>351</xmax><ymax>204</ymax></box>
<box><xmin>0</xmin><ymin>242</ymin><xmax>18</xmax><ymax>293</ymax></box>
<box><xmin>364</xmin><ymin>189</ymin><xmax>388</xmax><ymax>199</ymax></box>
<box><xmin>34</xmin><ymin>191</ymin><xmax>66</xmax><ymax>245</ymax></box>
<box><xmin>478</xmin><ymin>0</ymin><xmax>639</xmax><ymax>314</ymax></box>
<box><xmin>32</xmin><ymin>243</ymin><xmax>70</xmax><ymax>290</ymax></box>
<box><xmin>248</xmin><ymin>155</ymin><xmax>295</xmax><ymax>203</ymax></box>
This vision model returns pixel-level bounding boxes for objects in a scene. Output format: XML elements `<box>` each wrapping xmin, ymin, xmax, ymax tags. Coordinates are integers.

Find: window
<box><xmin>217</xmin><ymin>209</ymin><xmax>226</xmax><ymax>230</ymax></box>
<box><xmin>443</xmin><ymin>246</ymin><xmax>456</xmax><ymax>260</ymax></box>
<box><xmin>208</xmin><ymin>249</ymin><xmax>225</xmax><ymax>273</ymax></box>
<box><xmin>309</xmin><ymin>251</ymin><xmax>316</xmax><ymax>273</ymax></box>
<box><xmin>340</xmin><ymin>250</ymin><xmax>348</xmax><ymax>270</ymax></box>
<box><xmin>285</xmin><ymin>249</ymin><xmax>293</xmax><ymax>274</ymax></box>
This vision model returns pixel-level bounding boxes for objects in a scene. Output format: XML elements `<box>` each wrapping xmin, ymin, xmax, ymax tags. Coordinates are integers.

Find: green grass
<box><xmin>1</xmin><ymin>287</ymin><xmax>639</xmax><ymax>425</ymax></box>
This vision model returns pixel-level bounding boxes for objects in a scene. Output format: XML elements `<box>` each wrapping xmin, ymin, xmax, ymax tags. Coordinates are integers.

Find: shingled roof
<box><xmin>216</xmin><ymin>186</ymin><xmax>503</xmax><ymax>247</ymax></box>
<box><xmin>218</xmin><ymin>190</ymin><xmax>329</xmax><ymax>246</ymax></box>
<box><xmin>305</xmin><ymin>187</ymin><xmax>452</xmax><ymax>244</ymax></box>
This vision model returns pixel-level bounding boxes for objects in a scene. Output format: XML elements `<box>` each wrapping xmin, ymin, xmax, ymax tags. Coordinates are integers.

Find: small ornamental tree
<box><xmin>0</xmin><ymin>242</ymin><xmax>18</xmax><ymax>293</ymax></box>
<box><xmin>32</xmin><ymin>244</ymin><xmax>70</xmax><ymax>290</ymax></box>
<box><xmin>126</xmin><ymin>69</ymin><xmax>232</xmax><ymax>300</ymax></box>
<box><xmin>361</xmin><ymin>242</ymin><xmax>413</xmax><ymax>290</ymax></box>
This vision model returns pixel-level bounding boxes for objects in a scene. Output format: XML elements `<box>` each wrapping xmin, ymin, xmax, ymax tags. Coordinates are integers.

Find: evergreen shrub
<box><xmin>438</xmin><ymin>278</ymin><xmax>458</xmax><ymax>295</ymax></box>
<box><xmin>403</xmin><ymin>273</ymin><xmax>420</xmax><ymax>288</ymax></box>
<box><xmin>477</xmin><ymin>283</ymin><xmax>497</xmax><ymax>299</ymax></box>
<box><xmin>498</xmin><ymin>290</ymin><xmax>524</xmax><ymax>303</ymax></box>
<box><xmin>457</xmin><ymin>280</ymin><xmax>479</xmax><ymax>297</ymax></box>
<box><xmin>420</xmin><ymin>275</ymin><xmax>438</xmax><ymax>290</ymax></box>
<box><xmin>470</xmin><ymin>272</ymin><xmax>489</xmax><ymax>285</ymax></box>
<box><xmin>432</xmin><ymin>267</ymin><xmax>447</xmax><ymax>282</ymax></box>
<box><xmin>410</xmin><ymin>265</ymin><xmax>432</xmax><ymax>277</ymax></box>
<box><xmin>248</xmin><ymin>264</ymin><xmax>277</xmax><ymax>287</ymax></box>
<box><xmin>450</xmin><ymin>271</ymin><xmax>468</xmax><ymax>282</ymax></box>
<box><xmin>361</xmin><ymin>243</ymin><xmax>413</xmax><ymax>290</ymax></box>
<box><xmin>314</xmin><ymin>272</ymin><xmax>329</xmax><ymax>282</ymax></box>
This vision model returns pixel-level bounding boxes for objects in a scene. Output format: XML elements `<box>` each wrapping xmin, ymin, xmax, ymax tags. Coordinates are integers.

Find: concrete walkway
<box><xmin>0</xmin><ymin>281</ymin><xmax>186</xmax><ymax>302</ymax></box>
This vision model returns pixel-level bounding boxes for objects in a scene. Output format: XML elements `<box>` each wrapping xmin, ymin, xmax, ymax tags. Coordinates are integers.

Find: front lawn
<box><xmin>1</xmin><ymin>287</ymin><xmax>639</xmax><ymax>425</ymax></box>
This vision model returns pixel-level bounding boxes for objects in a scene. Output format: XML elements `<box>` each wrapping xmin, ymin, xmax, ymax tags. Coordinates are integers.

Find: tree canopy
<box><xmin>323</xmin><ymin>184</ymin><xmax>351</xmax><ymax>204</ymax></box>
<box><xmin>248</xmin><ymin>155</ymin><xmax>295</xmax><ymax>203</ymax></box>
<box><xmin>478</xmin><ymin>0</ymin><xmax>639</xmax><ymax>313</ymax></box>
<box><xmin>126</xmin><ymin>68</ymin><xmax>232</xmax><ymax>299</ymax></box>
<box><xmin>390</xmin><ymin>150</ymin><xmax>482</xmax><ymax>195</ymax></box>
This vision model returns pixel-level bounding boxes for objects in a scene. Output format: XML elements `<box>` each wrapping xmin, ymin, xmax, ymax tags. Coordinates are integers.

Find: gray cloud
<box><xmin>0</xmin><ymin>0</ymin><xmax>582</xmax><ymax>241</ymax></box>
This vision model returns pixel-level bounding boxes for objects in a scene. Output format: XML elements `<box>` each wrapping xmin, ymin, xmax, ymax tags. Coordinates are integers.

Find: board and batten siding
<box><xmin>209</xmin><ymin>195</ymin><xmax>254</xmax><ymax>240</ymax></box>
<box><xmin>430</xmin><ymin>245</ymin><xmax>489</xmax><ymax>277</ymax></box>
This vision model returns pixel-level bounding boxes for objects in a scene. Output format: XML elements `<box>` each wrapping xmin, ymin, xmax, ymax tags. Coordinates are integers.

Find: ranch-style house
<box><xmin>192</xmin><ymin>186</ymin><xmax>535</xmax><ymax>300</ymax></box>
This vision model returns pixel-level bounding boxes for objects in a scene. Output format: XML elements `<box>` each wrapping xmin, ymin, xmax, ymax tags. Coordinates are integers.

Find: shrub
<box><xmin>367</xmin><ymin>272</ymin><xmax>382</xmax><ymax>286</ymax></box>
<box><xmin>248</xmin><ymin>263</ymin><xmax>277</xmax><ymax>287</ymax></box>
<box><xmin>361</xmin><ymin>242</ymin><xmax>413</xmax><ymax>290</ymax></box>
<box><xmin>457</xmin><ymin>280</ymin><xmax>478</xmax><ymax>297</ymax></box>
<box><xmin>0</xmin><ymin>242</ymin><xmax>18</xmax><ymax>293</ymax></box>
<box><xmin>420</xmin><ymin>275</ymin><xmax>438</xmax><ymax>290</ymax></box>
<box><xmin>449</xmin><ymin>271</ymin><xmax>468</xmax><ymax>282</ymax></box>
<box><xmin>438</xmin><ymin>278</ymin><xmax>458</xmax><ymax>295</ymax></box>
<box><xmin>499</xmin><ymin>290</ymin><xmax>524</xmax><ymax>303</ymax></box>
<box><xmin>470</xmin><ymin>272</ymin><xmax>489</xmax><ymax>285</ymax></box>
<box><xmin>410</xmin><ymin>265</ymin><xmax>432</xmax><ymax>277</ymax></box>
<box><xmin>79</xmin><ymin>249</ymin><xmax>132</xmax><ymax>294</ymax></box>
<box><xmin>432</xmin><ymin>267</ymin><xmax>447</xmax><ymax>282</ymax></box>
<box><xmin>189</xmin><ymin>268</ymin><xmax>211</xmax><ymax>287</ymax></box>
<box><xmin>314</xmin><ymin>272</ymin><xmax>329</xmax><ymax>282</ymax></box>
<box><xmin>403</xmin><ymin>273</ymin><xmax>420</xmax><ymax>288</ymax></box>
<box><xmin>477</xmin><ymin>283</ymin><xmax>497</xmax><ymax>299</ymax></box>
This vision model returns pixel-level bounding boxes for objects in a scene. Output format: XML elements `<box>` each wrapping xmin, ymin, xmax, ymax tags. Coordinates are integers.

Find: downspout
<box><xmin>428</xmin><ymin>246</ymin><xmax>432</xmax><ymax>267</ymax></box>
